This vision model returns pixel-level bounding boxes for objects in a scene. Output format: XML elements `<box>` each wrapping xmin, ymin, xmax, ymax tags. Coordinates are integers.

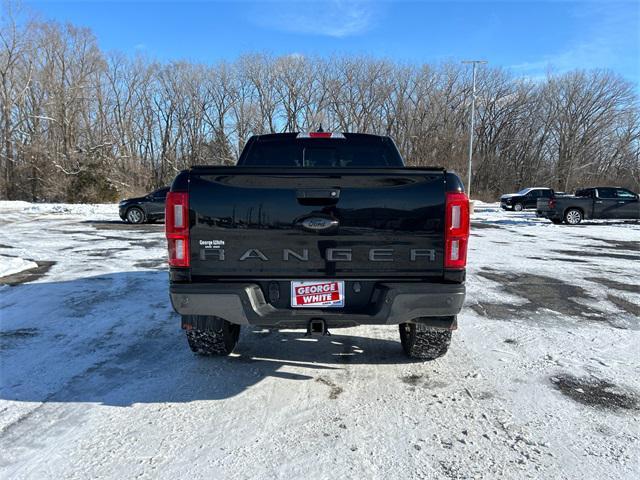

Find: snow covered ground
<box><xmin>0</xmin><ymin>201</ymin><xmax>638</xmax><ymax>479</ymax></box>
<box><xmin>0</xmin><ymin>256</ymin><xmax>38</xmax><ymax>278</ymax></box>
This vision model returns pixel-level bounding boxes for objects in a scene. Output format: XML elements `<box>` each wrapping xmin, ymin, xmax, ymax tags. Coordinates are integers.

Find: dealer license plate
<box><xmin>291</xmin><ymin>280</ymin><xmax>345</xmax><ymax>308</ymax></box>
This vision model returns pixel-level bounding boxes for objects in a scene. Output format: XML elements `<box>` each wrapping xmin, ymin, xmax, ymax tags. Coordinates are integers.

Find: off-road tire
<box><xmin>399</xmin><ymin>323</ymin><xmax>452</xmax><ymax>360</ymax></box>
<box><xmin>513</xmin><ymin>202</ymin><xmax>524</xmax><ymax>212</ymax></box>
<box><xmin>185</xmin><ymin>319</ymin><xmax>240</xmax><ymax>356</ymax></box>
<box><xmin>126</xmin><ymin>207</ymin><xmax>145</xmax><ymax>224</ymax></box>
<box><xmin>564</xmin><ymin>208</ymin><xmax>583</xmax><ymax>225</ymax></box>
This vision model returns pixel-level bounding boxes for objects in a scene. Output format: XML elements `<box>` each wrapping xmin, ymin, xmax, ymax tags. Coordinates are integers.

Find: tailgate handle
<box><xmin>296</xmin><ymin>189</ymin><xmax>340</xmax><ymax>205</ymax></box>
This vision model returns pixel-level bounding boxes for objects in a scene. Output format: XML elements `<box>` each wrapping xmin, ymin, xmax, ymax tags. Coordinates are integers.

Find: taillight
<box><xmin>165</xmin><ymin>192</ymin><xmax>190</xmax><ymax>267</ymax></box>
<box><xmin>548</xmin><ymin>198</ymin><xmax>556</xmax><ymax>208</ymax></box>
<box><xmin>445</xmin><ymin>192</ymin><xmax>470</xmax><ymax>269</ymax></box>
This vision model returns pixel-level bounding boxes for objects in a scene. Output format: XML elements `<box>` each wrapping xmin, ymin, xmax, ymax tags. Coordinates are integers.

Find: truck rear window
<box><xmin>238</xmin><ymin>136</ymin><xmax>404</xmax><ymax>168</ymax></box>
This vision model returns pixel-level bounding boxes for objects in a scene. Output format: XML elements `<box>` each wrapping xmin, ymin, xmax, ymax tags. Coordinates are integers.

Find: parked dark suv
<box><xmin>118</xmin><ymin>187</ymin><xmax>169</xmax><ymax>224</ymax></box>
<box><xmin>500</xmin><ymin>187</ymin><xmax>554</xmax><ymax>211</ymax></box>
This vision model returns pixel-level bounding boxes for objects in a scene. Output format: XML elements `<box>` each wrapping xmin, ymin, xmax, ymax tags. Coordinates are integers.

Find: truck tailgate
<box><xmin>536</xmin><ymin>197</ymin><xmax>553</xmax><ymax>215</ymax></box>
<box><xmin>187</xmin><ymin>167</ymin><xmax>446</xmax><ymax>278</ymax></box>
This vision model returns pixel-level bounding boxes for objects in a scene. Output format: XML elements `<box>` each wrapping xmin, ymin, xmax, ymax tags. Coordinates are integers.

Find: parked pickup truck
<box><xmin>500</xmin><ymin>187</ymin><xmax>554</xmax><ymax>211</ymax></box>
<box><xmin>536</xmin><ymin>187</ymin><xmax>640</xmax><ymax>224</ymax></box>
<box><xmin>166</xmin><ymin>132</ymin><xmax>470</xmax><ymax>360</ymax></box>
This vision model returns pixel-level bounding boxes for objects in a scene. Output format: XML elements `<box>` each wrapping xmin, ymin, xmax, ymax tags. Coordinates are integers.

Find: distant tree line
<box><xmin>2</xmin><ymin>5</ymin><xmax>639</xmax><ymax>202</ymax></box>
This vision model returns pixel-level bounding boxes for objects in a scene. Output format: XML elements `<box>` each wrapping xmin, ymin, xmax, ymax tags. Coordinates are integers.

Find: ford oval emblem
<box><xmin>300</xmin><ymin>217</ymin><xmax>339</xmax><ymax>233</ymax></box>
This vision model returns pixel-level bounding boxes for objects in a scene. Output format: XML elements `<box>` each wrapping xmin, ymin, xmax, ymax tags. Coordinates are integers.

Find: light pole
<box><xmin>462</xmin><ymin>60</ymin><xmax>487</xmax><ymax>197</ymax></box>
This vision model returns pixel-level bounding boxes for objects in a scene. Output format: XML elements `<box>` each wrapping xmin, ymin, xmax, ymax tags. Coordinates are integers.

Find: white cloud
<box><xmin>254</xmin><ymin>0</ymin><xmax>378</xmax><ymax>38</ymax></box>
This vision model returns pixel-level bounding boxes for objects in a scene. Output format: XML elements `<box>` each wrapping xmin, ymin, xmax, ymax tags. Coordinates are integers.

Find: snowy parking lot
<box><xmin>1</xmin><ymin>201</ymin><xmax>638</xmax><ymax>479</ymax></box>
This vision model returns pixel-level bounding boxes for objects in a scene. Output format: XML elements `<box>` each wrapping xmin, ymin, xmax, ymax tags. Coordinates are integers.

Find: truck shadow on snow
<box><xmin>1</xmin><ymin>271</ymin><xmax>416</xmax><ymax>407</ymax></box>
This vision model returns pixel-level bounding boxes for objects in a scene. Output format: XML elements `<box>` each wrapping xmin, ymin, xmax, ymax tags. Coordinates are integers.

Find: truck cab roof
<box><xmin>237</xmin><ymin>132</ymin><xmax>405</xmax><ymax>168</ymax></box>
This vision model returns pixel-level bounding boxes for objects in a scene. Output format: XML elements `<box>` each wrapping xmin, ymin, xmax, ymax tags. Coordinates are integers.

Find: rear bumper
<box><xmin>536</xmin><ymin>209</ymin><xmax>560</xmax><ymax>219</ymax></box>
<box><xmin>170</xmin><ymin>281</ymin><xmax>466</xmax><ymax>328</ymax></box>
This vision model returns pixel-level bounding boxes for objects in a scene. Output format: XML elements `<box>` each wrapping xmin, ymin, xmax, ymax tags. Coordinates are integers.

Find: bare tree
<box><xmin>1</xmin><ymin>3</ymin><xmax>638</xmax><ymax>202</ymax></box>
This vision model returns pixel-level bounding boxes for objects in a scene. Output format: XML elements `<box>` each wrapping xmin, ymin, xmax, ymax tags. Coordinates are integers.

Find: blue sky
<box><xmin>23</xmin><ymin>0</ymin><xmax>640</xmax><ymax>83</ymax></box>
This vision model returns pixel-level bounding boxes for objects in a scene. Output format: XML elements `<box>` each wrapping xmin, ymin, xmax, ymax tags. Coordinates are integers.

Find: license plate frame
<box><xmin>291</xmin><ymin>280</ymin><xmax>345</xmax><ymax>308</ymax></box>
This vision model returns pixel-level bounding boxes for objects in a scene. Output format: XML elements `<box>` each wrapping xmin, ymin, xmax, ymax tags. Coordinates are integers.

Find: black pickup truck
<box><xmin>500</xmin><ymin>187</ymin><xmax>554</xmax><ymax>211</ymax></box>
<box><xmin>166</xmin><ymin>132</ymin><xmax>469</xmax><ymax>360</ymax></box>
<box><xmin>536</xmin><ymin>187</ymin><xmax>640</xmax><ymax>224</ymax></box>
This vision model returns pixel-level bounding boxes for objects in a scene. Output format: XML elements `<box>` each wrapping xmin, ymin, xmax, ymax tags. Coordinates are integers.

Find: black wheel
<box><xmin>185</xmin><ymin>316</ymin><xmax>240</xmax><ymax>356</ymax></box>
<box><xmin>126</xmin><ymin>207</ymin><xmax>145</xmax><ymax>224</ymax></box>
<box><xmin>564</xmin><ymin>208</ymin><xmax>583</xmax><ymax>225</ymax></box>
<box><xmin>513</xmin><ymin>202</ymin><xmax>524</xmax><ymax>212</ymax></box>
<box><xmin>551</xmin><ymin>219</ymin><xmax>562</xmax><ymax>225</ymax></box>
<box><xmin>399</xmin><ymin>323</ymin><xmax>452</xmax><ymax>360</ymax></box>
